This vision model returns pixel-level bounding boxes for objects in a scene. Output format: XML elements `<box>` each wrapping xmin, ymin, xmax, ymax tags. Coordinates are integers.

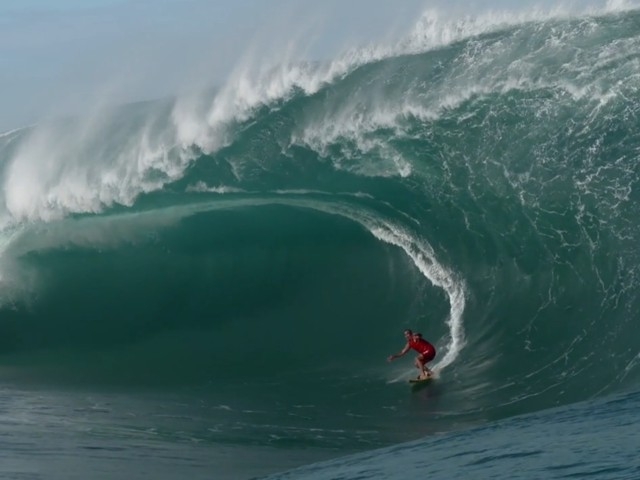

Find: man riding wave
<box><xmin>387</xmin><ymin>329</ymin><xmax>436</xmax><ymax>380</ymax></box>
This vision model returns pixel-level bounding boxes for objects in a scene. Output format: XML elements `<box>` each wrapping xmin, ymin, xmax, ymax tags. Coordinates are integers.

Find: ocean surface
<box><xmin>1</xmin><ymin>4</ymin><xmax>640</xmax><ymax>479</ymax></box>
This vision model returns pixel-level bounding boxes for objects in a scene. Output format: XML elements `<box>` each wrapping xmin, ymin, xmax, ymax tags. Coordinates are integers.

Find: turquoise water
<box><xmin>1</xmin><ymin>5</ymin><xmax>640</xmax><ymax>479</ymax></box>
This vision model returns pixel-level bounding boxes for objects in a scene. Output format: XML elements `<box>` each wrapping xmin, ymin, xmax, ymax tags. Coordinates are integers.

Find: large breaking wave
<box><xmin>1</xmin><ymin>2</ymin><xmax>639</xmax><ymax>449</ymax></box>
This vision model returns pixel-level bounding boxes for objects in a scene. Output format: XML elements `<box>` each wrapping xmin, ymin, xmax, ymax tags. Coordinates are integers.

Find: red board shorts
<box><xmin>418</xmin><ymin>345</ymin><xmax>436</xmax><ymax>362</ymax></box>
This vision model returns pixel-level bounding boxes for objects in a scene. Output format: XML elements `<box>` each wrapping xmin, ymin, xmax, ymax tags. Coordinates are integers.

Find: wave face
<box><xmin>1</xmin><ymin>6</ymin><xmax>640</xmax><ymax>451</ymax></box>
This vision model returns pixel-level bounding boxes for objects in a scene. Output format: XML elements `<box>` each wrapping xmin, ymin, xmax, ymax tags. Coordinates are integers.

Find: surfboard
<box><xmin>409</xmin><ymin>375</ymin><xmax>433</xmax><ymax>385</ymax></box>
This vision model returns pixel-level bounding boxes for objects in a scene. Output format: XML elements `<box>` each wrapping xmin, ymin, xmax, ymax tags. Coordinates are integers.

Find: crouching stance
<box><xmin>387</xmin><ymin>329</ymin><xmax>436</xmax><ymax>379</ymax></box>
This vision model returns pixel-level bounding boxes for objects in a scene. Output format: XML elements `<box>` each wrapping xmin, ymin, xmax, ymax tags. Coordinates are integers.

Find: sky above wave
<box><xmin>0</xmin><ymin>0</ymin><xmax>629</xmax><ymax>131</ymax></box>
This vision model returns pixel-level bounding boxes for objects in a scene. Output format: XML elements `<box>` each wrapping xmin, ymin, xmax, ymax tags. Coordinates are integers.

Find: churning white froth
<box><xmin>172</xmin><ymin>1</ymin><xmax>635</xmax><ymax>161</ymax></box>
<box><xmin>1</xmin><ymin>112</ymin><xmax>193</xmax><ymax>226</ymax></box>
<box><xmin>291</xmin><ymin>2</ymin><xmax>639</xmax><ymax>180</ymax></box>
<box><xmin>1</xmin><ymin>1</ymin><xmax>637</xmax><ymax>226</ymax></box>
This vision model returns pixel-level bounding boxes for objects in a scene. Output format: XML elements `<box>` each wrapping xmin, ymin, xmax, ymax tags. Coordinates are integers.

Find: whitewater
<box><xmin>1</xmin><ymin>2</ymin><xmax>640</xmax><ymax>479</ymax></box>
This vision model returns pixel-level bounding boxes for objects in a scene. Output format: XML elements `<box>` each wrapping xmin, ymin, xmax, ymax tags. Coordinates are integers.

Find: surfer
<box><xmin>387</xmin><ymin>329</ymin><xmax>436</xmax><ymax>379</ymax></box>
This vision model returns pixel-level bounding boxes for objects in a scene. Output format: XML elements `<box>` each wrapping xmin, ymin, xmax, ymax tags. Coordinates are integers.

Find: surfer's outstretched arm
<box><xmin>387</xmin><ymin>343</ymin><xmax>410</xmax><ymax>362</ymax></box>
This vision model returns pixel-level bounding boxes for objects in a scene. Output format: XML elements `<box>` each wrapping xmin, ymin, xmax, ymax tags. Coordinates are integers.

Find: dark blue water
<box><xmin>265</xmin><ymin>390</ymin><xmax>640</xmax><ymax>480</ymax></box>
